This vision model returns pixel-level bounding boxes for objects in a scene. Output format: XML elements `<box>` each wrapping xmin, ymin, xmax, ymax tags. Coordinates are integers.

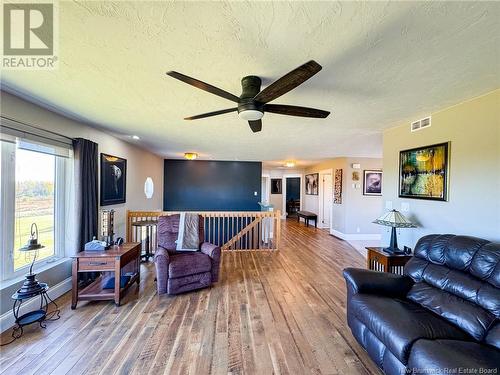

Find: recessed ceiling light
<box><xmin>184</xmin><ymin>152</ymin><xmax>198</xmax><ymax>160</ymax></box>
<box><xmin>131</xmin><ymin>135</ymin><xmax>140</xmax><ymax>140</ymax></box>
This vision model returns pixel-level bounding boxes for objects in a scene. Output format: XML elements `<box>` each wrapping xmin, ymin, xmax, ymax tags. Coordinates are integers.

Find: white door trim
<box><xmin>261</xmin><ymin>173</ymin><xmax>271</xmax><ymax>204</ymax></box>
<box><xmin>282</xmin><ymin>174</ymin><xmax>303</xmax><ymax>219</ymax></box>
<box><xmin>318</xmin><ymin>169</ymin><xmax>333</xmax><ymax>229</ymax></box>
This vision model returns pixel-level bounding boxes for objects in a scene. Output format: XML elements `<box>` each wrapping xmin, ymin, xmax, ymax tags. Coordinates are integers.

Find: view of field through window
<box><xmin>14</xmin><ymin>148</ymin><xmax>55</xmax><ymax>270</ymax></box>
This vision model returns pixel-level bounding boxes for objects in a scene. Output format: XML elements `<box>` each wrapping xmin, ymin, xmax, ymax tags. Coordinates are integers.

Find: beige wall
<box><xmin>0</xmin><ymin>91</ymin><xmax>164</xmax><ymax>315</ymax></box>
<box><xmin>1</xmin><ymin>91</ymin><xmax>164</xmax><ymax>238</ymax></box>
<box><xmin>305</xmin><ymin>157</ymin><xmax>382</xmax><ymax>235</ymax></box>
<box><xmin>382</xmin><ymin>89</ymin><xmax>500</xmax><ymax>248</ymax></box>
<box><xmin>305</xmin><ymin>158</ymin><xmax>345</xmax><ymax>231</ymax></box>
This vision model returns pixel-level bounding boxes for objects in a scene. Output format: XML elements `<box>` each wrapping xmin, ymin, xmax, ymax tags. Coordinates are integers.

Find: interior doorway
<box><xmin>319</xmin><ymin>172</ymin><xmax>332</xmax><ymax>228</ymax></box>
<box><xmin>285</xmin><ymin>177</ymin><xmax>301</xmax><ymax>217</ymax></box>
<box><xmin>261</xmin><ymin>175</ymin><xmax>270</xmax><ymax>205</ymax></box>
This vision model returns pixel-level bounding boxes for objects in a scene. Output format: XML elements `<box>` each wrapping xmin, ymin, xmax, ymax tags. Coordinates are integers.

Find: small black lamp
<box><xmin>373</xmin><ymin>209</ymin><xmax>417</xmax><ymax>254</ymax></box>
<box><xmin>17</xmin><ymin>223</ymin><xmax>45</xmax><ymax>297</ymax></box>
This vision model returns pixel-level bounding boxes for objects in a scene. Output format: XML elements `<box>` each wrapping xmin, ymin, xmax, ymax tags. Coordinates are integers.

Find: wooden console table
<box><xmin>71</xmin><ymin>243</ymin><xmax>140</xmax><ymax>309</ymax></box>
<box><xmin>366</xmin><ymin>247</ymin><xmax>412</xmax><ymax>275</ymax></box>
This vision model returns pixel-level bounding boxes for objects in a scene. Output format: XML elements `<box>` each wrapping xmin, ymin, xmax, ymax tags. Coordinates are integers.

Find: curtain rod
<box><xmin>0</xmin><ymin>115</ymin><xmax>75</xmax><ymax>142</ymax></box>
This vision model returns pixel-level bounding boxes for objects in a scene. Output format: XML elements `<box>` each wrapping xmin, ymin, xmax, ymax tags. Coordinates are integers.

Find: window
<box><xmin>14</xmin><ymin>149</ymin><xmax>56</xmax><ymax>270</ymax></box>
<box><xmin>1</xmin><ymin>122</ymin><xmax>71</xmax><ymax>282</ymax></box>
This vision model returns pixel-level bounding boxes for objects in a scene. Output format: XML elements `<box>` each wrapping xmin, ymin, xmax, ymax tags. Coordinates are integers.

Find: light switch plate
<box><xmin>401</xmin><ymin>202</ymin><xmax>410</xmax><ymax>212</ymax></box>
<box><xmin>385</xmin><ymin>201</ymin><xmax>393</xmax><ymax>210</ymax></box>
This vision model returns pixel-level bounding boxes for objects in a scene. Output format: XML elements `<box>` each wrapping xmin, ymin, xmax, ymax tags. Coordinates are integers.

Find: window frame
<box><xmin>0</xmin><ymin>141</ymin><xmax>67</xmax><ymax>281</ymax></box>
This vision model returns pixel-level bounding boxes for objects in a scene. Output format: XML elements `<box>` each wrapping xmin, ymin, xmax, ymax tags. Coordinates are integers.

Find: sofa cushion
<box><xmin>408</xmin><ymin>339</ymin><xmax>500</xmax><ymax>372</ymax></box>
<box><xmin>350</xmin><ymin>294</ymin><xmax>469</xmax><ymax>364</ymax></box>
<box><xmin>407</xmin><ymin>282</ymin><xmax>496</xmax><ymax>341</ymax></box>
<box><xmin>169</xmin><ymin>252</ymin><xmax>211</xmax><ymax>278</ymax></box>
<box><xmin>485</xmin><ymin>321</ymin><xmax>500</xmax><ymax>350</ymax></box>
<box><xmin>405</xmin><ymin>234</ymin><xmax>500</xmax><ymax>342</ymax></box>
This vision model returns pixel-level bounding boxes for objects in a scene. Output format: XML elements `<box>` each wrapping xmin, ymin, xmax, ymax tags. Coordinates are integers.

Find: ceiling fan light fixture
<box><xmin>184</xmin><ymin>152</ymin><xmax>198</xmax><ymax>160</ymax></box>
<box><xmin>238</xmin><ymin>109</ymin><xmax>264</xmax><ymax>121</ymax></box>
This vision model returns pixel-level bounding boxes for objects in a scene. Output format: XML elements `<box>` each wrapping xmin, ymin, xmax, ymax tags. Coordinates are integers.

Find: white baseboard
<box><xmin>330</xmin><ymin>229</ymin><xmax>381</xmax><ymax>241</ymax></box>
<box><xmin>0</xmin><ymin>277</ymin><xmax>72</xmax><ymax>333</ymax></box>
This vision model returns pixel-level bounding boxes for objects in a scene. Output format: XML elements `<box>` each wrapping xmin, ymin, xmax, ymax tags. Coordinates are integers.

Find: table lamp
<box><xmin>17</xmin><ymin>223</ymin><xmax>45</xmax><ymax>297</ymax></box>
<box><xmin>373</xmin><ymin>209</ymin><xmax>416</xmax><ymax>254</ymax></box>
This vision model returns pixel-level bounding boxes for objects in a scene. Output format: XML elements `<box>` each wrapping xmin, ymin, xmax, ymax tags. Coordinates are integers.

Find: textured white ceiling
<box><xmin>2</xmin><ymin>1</ymin><xmax>499</xmax><ymax>164</ymax></box>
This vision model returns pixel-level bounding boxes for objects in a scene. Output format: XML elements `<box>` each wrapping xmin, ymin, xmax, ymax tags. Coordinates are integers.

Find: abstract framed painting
<box><xmin>363</xmin><ymin>170</ymin><xmax>382</xmax><ymax>196</ymax></box>
<box><xmin>333</xmin><ymin>169</ymin><xmax>342</xmax><ymax>204</ymax></box>
<box><xmin>399</xmin><ymin>142</ymin><xmax>449</xmax><ymax>201</ymax></box>
<box><xmin>305</xmin><ymin>173</ymin><xmax>319</xmax><ymax>195</ymax></box>
<box><xmin>100</xmin><ymin>153</ymin><xmax>127</xmax><ymax>206</ymax></box>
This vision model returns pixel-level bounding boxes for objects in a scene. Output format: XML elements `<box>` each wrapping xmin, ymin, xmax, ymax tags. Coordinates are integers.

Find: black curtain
<box><xmin>73</xmin><ymin>138</ymin><xmax>98</xmax><ymax>254</ymax></box>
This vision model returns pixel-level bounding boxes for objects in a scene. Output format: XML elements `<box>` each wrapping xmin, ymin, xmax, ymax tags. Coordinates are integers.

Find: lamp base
<box><xmin>17</xmin><ymin>274</ymin><xmax>44</xmax><ymax>298</ymax></box>
<box><xmin>382</xmin><ymin>247</ymin><xmax>405</xmax><ymax>255</ymax></box>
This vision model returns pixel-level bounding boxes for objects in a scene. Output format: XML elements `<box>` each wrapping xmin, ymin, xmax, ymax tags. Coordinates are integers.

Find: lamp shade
<box><xmin>373</xmin><ymin>209</ymin><xmax>416</xmax><ymax>228</ymax></box>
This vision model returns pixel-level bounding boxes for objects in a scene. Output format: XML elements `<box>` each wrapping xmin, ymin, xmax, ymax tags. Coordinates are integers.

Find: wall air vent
<box><xmin>410</xmin><ymin>116</ymin><xmax>431</xmax><ymax>132</ymax></box>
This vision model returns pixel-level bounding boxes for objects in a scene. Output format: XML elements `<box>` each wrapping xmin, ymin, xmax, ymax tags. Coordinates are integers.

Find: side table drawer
<box><xmin>79</xmin><ymin>258</ymin><xmax>114</xmax><ymax>271</ymax></box>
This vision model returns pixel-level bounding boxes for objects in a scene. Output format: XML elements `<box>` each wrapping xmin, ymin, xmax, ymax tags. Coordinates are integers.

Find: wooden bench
<box><xmin>297</xmin><ymin>211</ymin><xmax>318</xmax><ymax>228</ymax></box>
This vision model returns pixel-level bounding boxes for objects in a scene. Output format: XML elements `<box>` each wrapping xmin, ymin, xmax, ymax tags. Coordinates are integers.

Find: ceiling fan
<box><xmin>166</xmin><ymin>60</ymin><xmax>330</xmax><ymax>133</ymax></box>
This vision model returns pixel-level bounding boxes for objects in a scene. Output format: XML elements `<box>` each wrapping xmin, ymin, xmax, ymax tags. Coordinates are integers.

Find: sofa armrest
<box><xmin>343</xmin><ymin>267</ymin><xmax>414</xmax><ymax>298</ymax></box>
<box><xmin>154</xmin><ymin>247</ymin><xmax>170</xmax><ymax>294</ymax></box>
<box><xmin>201</xmin><ymin>242</ymin><xmax>221</xmax><ymax>282</ymax></box>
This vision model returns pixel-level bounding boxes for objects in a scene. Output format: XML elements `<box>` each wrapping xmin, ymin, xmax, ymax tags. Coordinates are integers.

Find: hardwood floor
<box><xmin>0</xmin><ymin>219</ymin><xmax>380</xmax><ymax>375</ymax></box>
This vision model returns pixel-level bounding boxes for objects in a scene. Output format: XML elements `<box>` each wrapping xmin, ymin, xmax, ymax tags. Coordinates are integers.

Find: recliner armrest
<box><xmin>201</xmin><ymin>242</ymin><xmax>221</xmax><ymax>282</ymax></box>
<box><xmin>343</xmin><ymin>267</ymin><xmax>414</xmax><ymax>298</ymax></box>
<box><xmin>154</xmin><ymin>247</ymin><xmax>170</xmax><ymax>294</ymax></box>
<box><xmin>200</xmin><ymin>242</ymin><xmax>220</xmax><ymax>259</ymax></box>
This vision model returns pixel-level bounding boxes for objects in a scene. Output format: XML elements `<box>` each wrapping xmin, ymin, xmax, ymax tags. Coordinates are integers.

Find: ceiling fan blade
<box><xmin>264</xmin><ymin>104</ymin><xmax>330</xmax><ymax>118</ymax></box>
<box><xmin>184</xmin><ymin>108</ymin><xmax>238</xmax><ymax>120</ymax></box>
<box><xmin>253</xmin><ymin>60</ymin><xmax>322</xmax><ymax>104</ymax></box>
<box><xmin>248</xmin><ymin>120</ymin><xmax>262</xmax><ymax>133</ymax></box>
<box><xmin>166</xmin><ymin>71</ymin><xmax>240</xmax><ymax>103</ymax></box>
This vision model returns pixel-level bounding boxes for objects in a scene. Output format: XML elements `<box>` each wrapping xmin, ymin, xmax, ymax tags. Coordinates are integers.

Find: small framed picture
<box><xmin>363</xmin><ymin>170</ymin><xmax>382</xmax><ymax>196</ymax></box>
<box><xmin>305</xmin><ymin>173</ymin><xmax>319</xmax><ymax>195</ymax></box>
<box><xmin>100</xmin><ymin>153</ymin><xmax>127</xmax><ymax>206</ymax></box>
<box><xmin>271</xmin><ymin>178</ymin><xmax>282</xmax><ymax>194</ymax></box>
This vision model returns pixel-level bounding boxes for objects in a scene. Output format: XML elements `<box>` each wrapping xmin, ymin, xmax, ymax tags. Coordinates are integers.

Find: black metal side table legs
<box><xmin>3</xmin><ymin>283</ymin><xmax>60</xmax><ymax>346</ymax></box>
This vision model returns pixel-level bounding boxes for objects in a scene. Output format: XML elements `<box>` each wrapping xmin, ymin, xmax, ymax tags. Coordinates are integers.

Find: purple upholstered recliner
<box><xmin>154</xmin><ymin>214</ymin><xmax>221</xmax><ymax>295</ymax></box>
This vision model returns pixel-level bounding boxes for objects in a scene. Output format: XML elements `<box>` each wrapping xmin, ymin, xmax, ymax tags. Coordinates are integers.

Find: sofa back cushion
<box><xmin>157</xmin><ymin>214</ymin><xmax>205</xmax><ymax>251</ymax></box>
<box><xmin>404</xmin><ymin>234</ymin><xmax>500</xmax><ymax>348</ymax></box>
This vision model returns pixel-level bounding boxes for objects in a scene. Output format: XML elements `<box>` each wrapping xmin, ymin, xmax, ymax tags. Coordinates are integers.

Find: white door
<box><xmin>261</xmin><ymin>177</ymin><xmax>269</xmax><ymax>204</ymax></box>
<box><xmin>321</xmin><ymin>174</ymin><xmax>332</xmax><ymax>228</ymax></box>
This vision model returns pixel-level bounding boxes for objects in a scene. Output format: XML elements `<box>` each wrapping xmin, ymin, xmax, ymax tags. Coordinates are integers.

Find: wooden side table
<box><xmin>366</xmin><ymin>247</ymin><xmax>412</xmax><ymax>275</ymax></box>
<box><xmin>71</xmin><ymin>242</ymin><xmax>140</xmax><ymax>309</ymax></box>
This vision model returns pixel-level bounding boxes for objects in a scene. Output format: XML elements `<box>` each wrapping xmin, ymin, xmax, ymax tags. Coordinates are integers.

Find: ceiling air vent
<box><xmin>411</xmin><ymin>116</ymin><xmax>431</xmax><ymax>132</ymax></box>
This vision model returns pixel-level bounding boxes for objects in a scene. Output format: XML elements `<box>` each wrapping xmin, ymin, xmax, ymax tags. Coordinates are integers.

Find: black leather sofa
<box><xmin>343</xmin><ymin>234</ymin><xmax>500</xmax><ymax>374</ymax></box>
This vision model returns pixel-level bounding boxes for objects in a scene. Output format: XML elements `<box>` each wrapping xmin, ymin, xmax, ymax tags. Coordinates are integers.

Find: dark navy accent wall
<box><xmin>163</xmin><ymin>160</ymin><xmax>262</xmax><ymax>211</ymax></box>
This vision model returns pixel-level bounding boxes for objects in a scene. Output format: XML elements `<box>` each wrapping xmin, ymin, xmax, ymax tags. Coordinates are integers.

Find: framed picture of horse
<box><xmin>100</xmin><ymin>153</ymin><xmax>127</xmax><ymax>206</ymax></box>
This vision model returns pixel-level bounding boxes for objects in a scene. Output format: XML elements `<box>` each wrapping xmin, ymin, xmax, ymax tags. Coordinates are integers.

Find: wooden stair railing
<box><xmin>126</xmin><ymin>210</ymin><xmax>281</xmax><ymax>252</ymax></box>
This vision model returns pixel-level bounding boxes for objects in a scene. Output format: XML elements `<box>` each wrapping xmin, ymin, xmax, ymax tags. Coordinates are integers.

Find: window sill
<box><xmin>0</xmin><ymin>257</ymin><xmax>70</xmax><ymax>290</ymax></box>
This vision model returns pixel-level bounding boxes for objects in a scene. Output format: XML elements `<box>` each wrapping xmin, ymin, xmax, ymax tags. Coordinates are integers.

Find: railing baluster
<box><xmin>125</xmin><ymin>210</ymin><xmax>281</xmax><ymax>252</ymax></box>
